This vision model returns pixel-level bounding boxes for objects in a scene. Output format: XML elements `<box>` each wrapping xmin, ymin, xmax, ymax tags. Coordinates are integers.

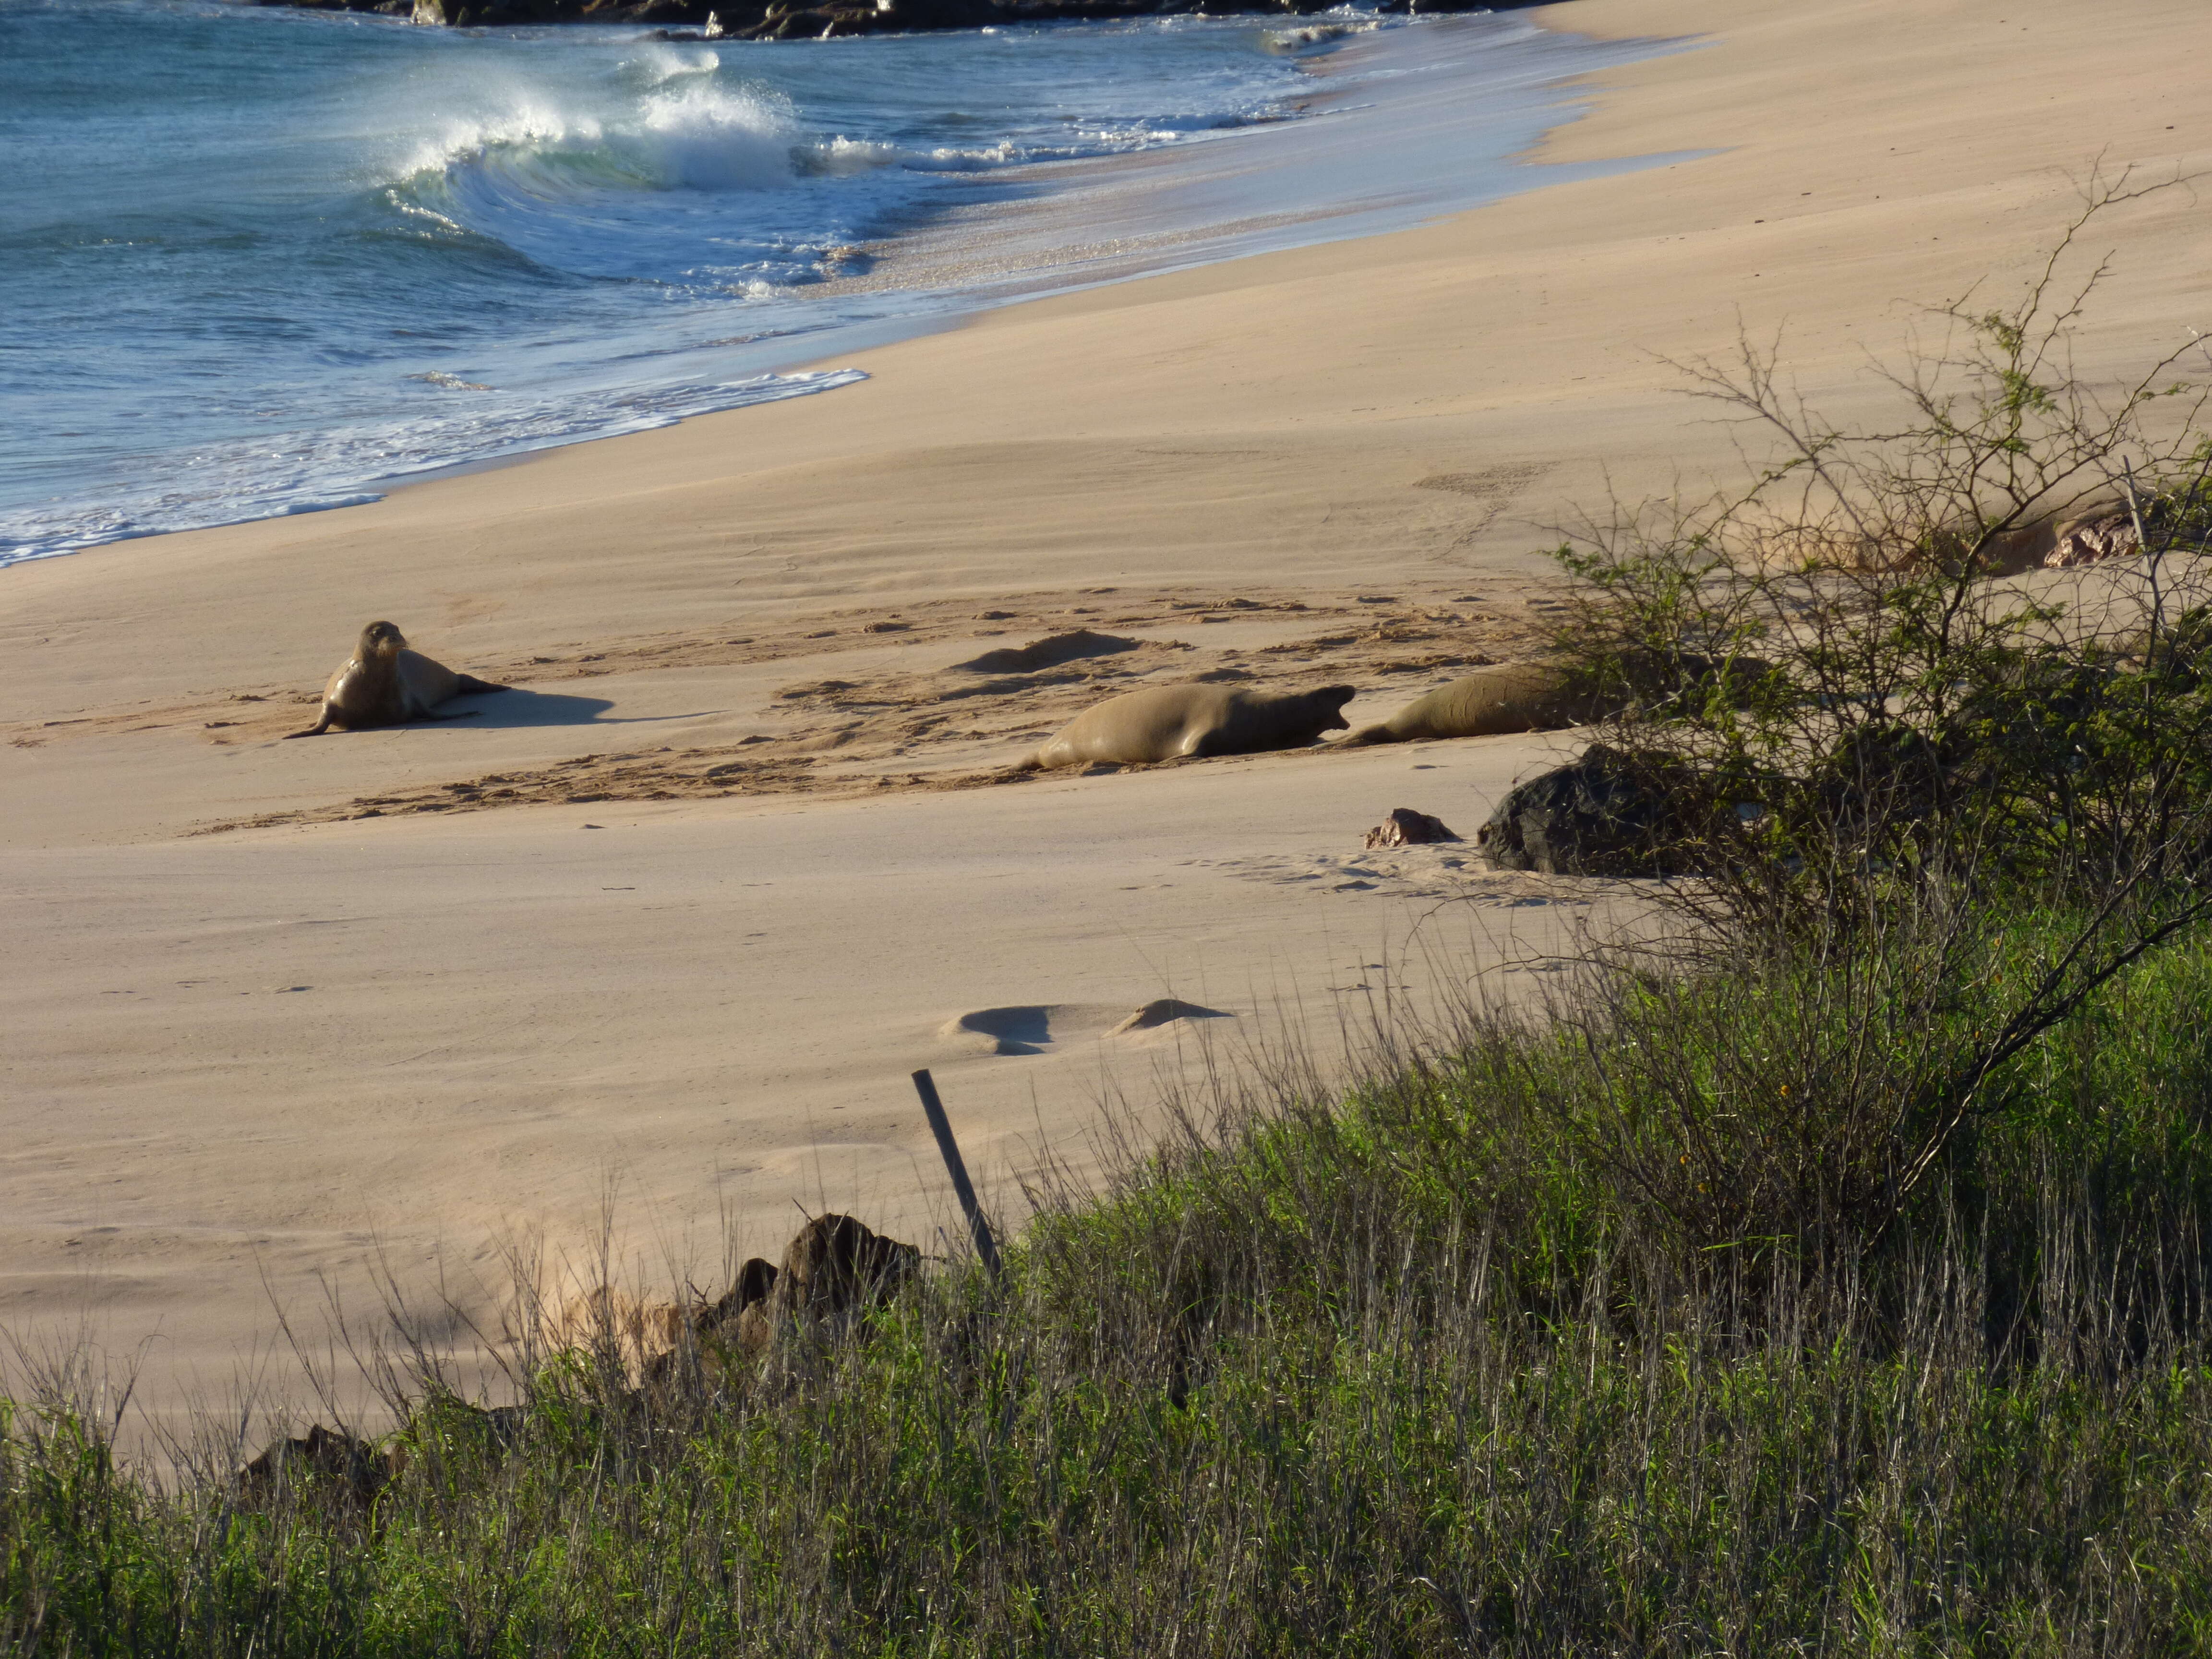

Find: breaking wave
<box><xmin>0</xmin><ymin>0</ymin><xmax>1376</xmax><ymax>564</ymax></box>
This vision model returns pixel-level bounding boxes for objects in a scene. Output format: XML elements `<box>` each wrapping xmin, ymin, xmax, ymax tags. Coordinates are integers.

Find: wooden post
<box><xmin>911</xmin><ymin>1069</ymin><xmax>1003</xmax><ymax>1279</ymax></box>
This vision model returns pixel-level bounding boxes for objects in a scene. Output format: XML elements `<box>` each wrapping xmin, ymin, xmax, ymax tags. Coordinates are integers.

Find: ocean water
<box><xmin>0</xmin><ymin>0</ymin><xmax>1677</xmax><ymax>565</ymax></box>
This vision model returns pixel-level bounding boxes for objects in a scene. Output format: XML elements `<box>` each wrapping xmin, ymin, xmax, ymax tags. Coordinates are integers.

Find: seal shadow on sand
<box><xmin>438</xmin><ymin>689</ymin><xmax>713</xmax><ymax>731</ymax></box>
<box><xmin>940</xmin><ymin>998</ymin><xmax>1231</xmax><ymax>1057</ymax></box>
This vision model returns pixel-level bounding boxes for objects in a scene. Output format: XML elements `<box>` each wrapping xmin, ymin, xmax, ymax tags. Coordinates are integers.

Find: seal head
<box><xmin>360</xmin><ymin>619</ymin><xmax>406</xmax><ymax>660</ymax></box>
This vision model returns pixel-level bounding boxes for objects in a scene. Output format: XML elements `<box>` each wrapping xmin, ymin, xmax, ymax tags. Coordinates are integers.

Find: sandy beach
<box><xmin>5</xmin><ymin>0</ymin><xmax>2209</xmax><ymax>1438</ymax></box>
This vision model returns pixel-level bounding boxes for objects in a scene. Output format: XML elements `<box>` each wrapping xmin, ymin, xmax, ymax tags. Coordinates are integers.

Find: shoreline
<box><xmin>0</xmin><ymin>10</ymin><xmax>1677</xmax><ymax>566</ymax></box>
<box><xmin>6</xmin><ymin>0</ymin><xmax>2211</xmax><ymax>1442</ymax></box>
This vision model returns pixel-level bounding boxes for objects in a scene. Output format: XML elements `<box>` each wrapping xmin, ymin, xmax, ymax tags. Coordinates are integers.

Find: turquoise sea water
<box><xmin>0</xmin><ymin>1</ymin><xmax>1672</xmax><ymax>564</ymax></box>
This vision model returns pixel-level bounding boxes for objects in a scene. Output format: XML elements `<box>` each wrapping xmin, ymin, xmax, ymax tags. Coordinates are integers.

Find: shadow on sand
<box><xmin>445</xmin><ymin>689</ymin><xmax>720</xmax><ymax>731</ymax></box>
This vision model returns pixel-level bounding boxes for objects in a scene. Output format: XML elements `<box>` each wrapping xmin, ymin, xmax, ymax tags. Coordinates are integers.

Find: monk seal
<box><xmin>1032</xmin><ymin>683</ymin><xmax>1356</xmax><ymax>770</ymax></box>
<box><xmin>286</xmin><ymin>620</ymin><xmax>508</xmax><ymax>738</ymax></box>
<box><xmin>1339</xmin><ymin>663</ymin><xmax>1613</xmax><ymax>746</ymax></box>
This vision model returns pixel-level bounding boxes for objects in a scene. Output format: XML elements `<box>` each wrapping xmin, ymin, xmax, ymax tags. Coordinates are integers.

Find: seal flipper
<box><xmin>453</xmin><ymin>674</ymin><xmax>508</xmax><ymax>696</ymax></box>
<box><xmin>1335</xmin><ymin>724</ymin><xmax>1399</xmax><ymax>747</ymax></box>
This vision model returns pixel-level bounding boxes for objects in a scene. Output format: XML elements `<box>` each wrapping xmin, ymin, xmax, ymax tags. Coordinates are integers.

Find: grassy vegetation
<box><xmin>8</xmin><ymin>911</ymin><xmax>2212</xmax><ymax>1656</ymax></box>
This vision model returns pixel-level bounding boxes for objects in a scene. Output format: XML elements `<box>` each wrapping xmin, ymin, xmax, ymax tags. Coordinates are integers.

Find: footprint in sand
<box><xmin>938</xmin><ymin>998</ymin><xmax>1230</xmax><ymax>1057</ymax></box>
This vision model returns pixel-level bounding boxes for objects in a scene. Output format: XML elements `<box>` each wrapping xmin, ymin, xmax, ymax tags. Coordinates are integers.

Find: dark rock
<box><xmin>626</xmin><ymin>0</ymin><xmax>720</xmax><ymax>20</ymax></box>
<box><xmin>1363</xmin><ymin>807</ymin><xmax>1460</xmax><ymax>849</ymax></box>
<box><xmin>1477</xmin><ymin>745</ymin><xmax>1702</xmax><ymax>877</ymax></box>
<box><xmin>862</xmin><ymin>0</ymin><xmax>994</xmax><ymax>24</ymax></box>
<box><xmin>734</xmin><ymin>3</ymin><xmax>892</xmax><ymax>36</ymax></box>
<box><xmin>718</xmin><ymin>1213</ymin><xmax>921</xmax><ymax>1358</ymax></box>
<box><xmin>772</xmin><ymin>1212</ymin><xmax>919</xmax><ymax>1319</ymax></box>
<box><xmin>408</xmin><ymin>0</ymin><xmax>728</xmax><ymax>23</ymax></box>
<box><xmin>309</xmin><ymin>0</ymin><xmax>1523</xmax><ymax>26</ymax></box>
<box><xmin>631</xmin><ymin>1217</ymin><xmax>922</xmax><ymax>1386</ymax></box>
<box><xmin>736</xmin><ymin>5</ymin><xmax>832</xmax><ymax>35</ymax></box>
<box><xmin>239</xmin><ymin>1424</ymin><xmax>389</xmax><ymax>1511</ymax></box>
<box><xmin>705</xmin><ymin>1255</ymin><xmax>780</xmax><ymax>1325</ymax></box>
<box><xmin>634</xmin><ymin>1255</ymin><xmax>782</xmax><ymax>1390</ymax></box>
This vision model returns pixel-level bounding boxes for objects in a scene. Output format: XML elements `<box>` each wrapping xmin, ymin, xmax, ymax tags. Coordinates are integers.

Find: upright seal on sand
<box><xmin>1337</xmin><ymin>663</ymin><xmax>1611</xmax><ymax>746</ymax></box>
<box><xmin>287</xmin><ymin>620</ymin><xmax>508</xmax><ymax>738</ymax></box>
<box><xmin>1031</xmin><ymin>683</ymin><xmax>1356</xmax><ymax>770</ymax></box>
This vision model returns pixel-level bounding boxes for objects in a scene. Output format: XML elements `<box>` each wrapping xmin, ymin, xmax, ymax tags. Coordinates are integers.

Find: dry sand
<box><xmin>4</xmin><ymin>0</ymin><xmax>2210</xmax><ymax>1440</ymax></box>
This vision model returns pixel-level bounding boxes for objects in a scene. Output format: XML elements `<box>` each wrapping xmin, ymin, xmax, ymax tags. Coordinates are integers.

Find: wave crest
<box><xmin>397</xmin><ymin>81</ymin><xmax>799</xmax><ymax>201</ymax></box>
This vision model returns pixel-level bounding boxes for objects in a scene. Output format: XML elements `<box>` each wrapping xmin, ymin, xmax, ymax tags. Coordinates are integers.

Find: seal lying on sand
<box><xmin>286</xmin><ymin>620</ymin><xmax>508</xmax><ymax>738</ymax></box>
<box><xmin>1338</xmin><ymin>663</ymin><xmax>1610</xmax><ymax>746</ymax></box>
<box><xmin>1032</xmin><ymin>683</ymin><xmax>1355</xmax><ymax>769</ymax></box>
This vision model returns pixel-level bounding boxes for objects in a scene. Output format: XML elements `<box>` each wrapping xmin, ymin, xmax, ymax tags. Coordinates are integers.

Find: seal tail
<box><xmin>454</xmin><ymin>674</ymin><xmax>509</xmax><ymax>696</ymax></box>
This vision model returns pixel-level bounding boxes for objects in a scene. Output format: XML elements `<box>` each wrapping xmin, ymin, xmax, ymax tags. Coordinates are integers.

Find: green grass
<box><xmin>12</xmin><ymin>912</ymin><xmax>2212</xmax><ymax>1656</ymax></box>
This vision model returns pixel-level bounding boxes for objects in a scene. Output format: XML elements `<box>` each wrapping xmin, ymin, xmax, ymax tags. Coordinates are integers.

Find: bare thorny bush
<box><xmin>1541</xmin><ymin>173</ymin><xmax>2212</xmax><ymax>1263</ymax></box>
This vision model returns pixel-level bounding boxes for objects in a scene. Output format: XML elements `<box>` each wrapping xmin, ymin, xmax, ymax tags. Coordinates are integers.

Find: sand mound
<box><xmin>940</xmin><ymin>998</ymin><xmax>1233</xmax><ymax>1055</ymax></box>
<box><xmin>1105</xmin><ymin>997</ymin><xmax>1229</xmax><ymax>1036</ymax></box>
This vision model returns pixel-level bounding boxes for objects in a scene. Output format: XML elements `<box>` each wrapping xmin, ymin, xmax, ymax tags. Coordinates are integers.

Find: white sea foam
<box><xmin>637</xmin><ymin>85</ymin><xmax>798</xmax><ymax>192</ymax></box>
<box><xmin>1260</xmin><ymin>20</ymin><xmax>1375</xmax><ymax>53</ymax></box>
<box><xmin>391</xmin><ymin>80</ymin><xmax>797</xmax><ymax>199</ymax></box>
<box><xmin>909</xmin><ymin>140</ymin><xmax>1021</xmax><ymax>170</ymax></box>
<box><xmin>799</xmin><ymin>136</ymin><xmax>902</xmax><ymax>177</ymax></box>
<box><xmin>633</xmin><ymin>41</ymin><xmax>724</xmax><ymax>84</ymax></box>
<box><xmin>0</xmin><ymin>371</ymin><xmax>867</xmax><ymax>564</ymax></box>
